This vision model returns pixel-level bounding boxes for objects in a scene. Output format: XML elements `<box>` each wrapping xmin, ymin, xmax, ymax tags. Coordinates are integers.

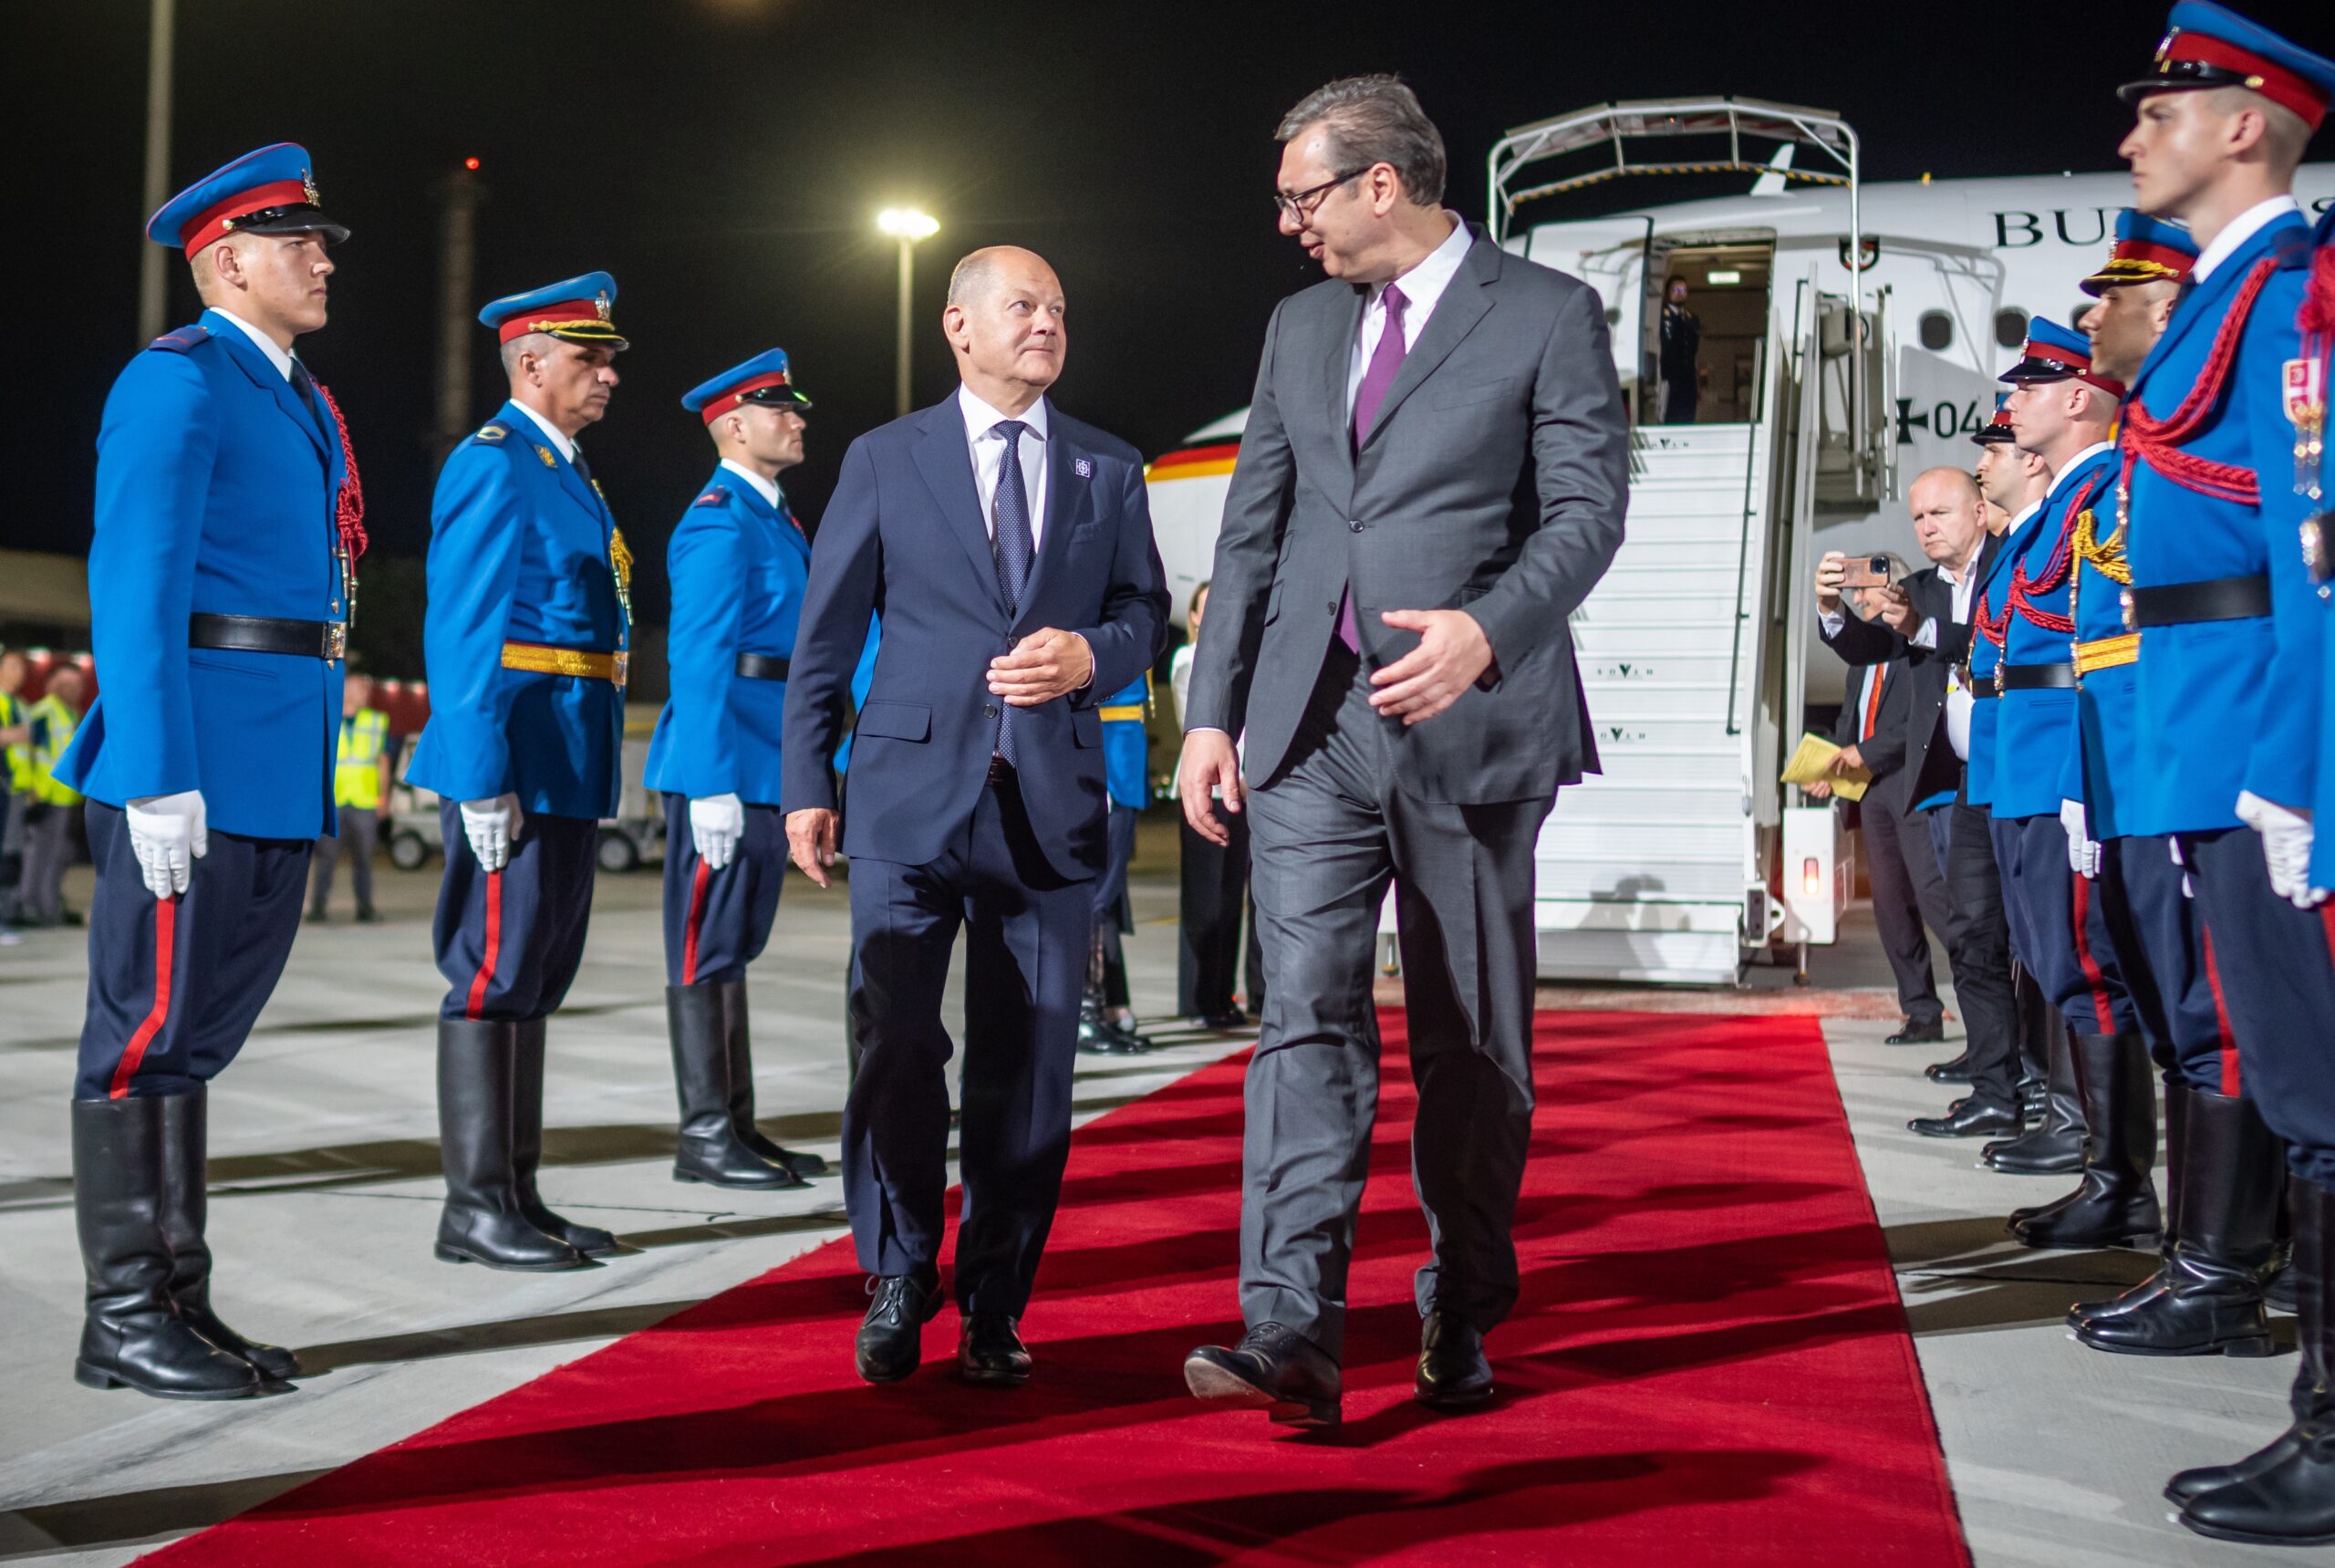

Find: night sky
<box><xmin>6</xmin><ymin>0</ymin><xmax>2328</xmax><ymax>576</ymax></box>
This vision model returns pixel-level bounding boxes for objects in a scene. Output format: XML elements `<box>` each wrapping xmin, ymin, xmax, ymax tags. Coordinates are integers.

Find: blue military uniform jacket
<box><xmin>1965</xmin><ymin>504</ymin><xmax>2042</xmax><ymax>810</ymax></box>
<box><xmin>2062</xmin><ymin>473</ymin><xmax>2145</xmax><ymax>840</ymax></box>
<box><xmin>645</xmin><ymin>469</ymin><xmax>810</xmax><ymax>806</ymax></box>
<box><xmin>55</xmin><ymin>311</ymin><xmax>347</xmax><ymax>840</ymax></box>
<box><xmin>1993</xmin><ymin>443</ymin><xmax>2116</xmax><ymax>821</ymax></box>
<box><xmin>408</xmin><ymin>400</ymin><xmax>628</xmax><ymax>821</ymax></box>
<box><xmin>2127</xmin><ymin>206</ymin><xmax>2322</xmax><ymax>837</ymax></box>
<box><xmin>1099</xmin><ymin>672</ymin><xmax>1148</xmax><ymax>810</ymax></box>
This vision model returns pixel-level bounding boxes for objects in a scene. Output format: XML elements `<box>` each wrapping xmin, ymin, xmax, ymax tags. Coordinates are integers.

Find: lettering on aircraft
<box><xmin>1995</xmin><ymin>195</ymin><xmax>2333</xmax><ymax>247</ymax></box>
<box><xmin>1895</xmin><ymin>398</ymin><xmax>1987</xmax><ymax>446</ymax></box>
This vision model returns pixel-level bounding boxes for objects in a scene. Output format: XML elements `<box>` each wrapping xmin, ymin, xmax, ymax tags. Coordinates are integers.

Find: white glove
<box><xmin>690</xmin><ymin>793</ymin><xmax>744</xmax><ymax>871</ymax></box>
<box><xmin>2060</xmin><ymin>799</ymin><xmax>2102</xmax><ymax>880</ymax></box>
<box><xmin>2235</xmin><ymin>790</ymin><xmax>2326</xmax><ymax>909</ymax></box>
<box><xmin>460</xmin><ymin>794</ymin><xmax>525</xmax><ymax>872</ymax></box>
<box><xmin>125</xmin><ymin>791</ymin><xmax>208</xmax><ymax>898</ymax></box>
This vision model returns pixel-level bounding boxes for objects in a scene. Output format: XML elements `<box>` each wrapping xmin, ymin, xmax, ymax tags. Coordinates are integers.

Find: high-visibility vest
<box><xmin>334</xmin><ymin>708</ymin><xmax>390</xmax><ymax>809</ymax></box>
<box><xmin>0</xmin><ymin>692</ymin><xmax>30</xmax><ymax>794</ymax></box>
<box><xmin>28</xmin><ymin>693</ymin><xmax>81</xmax><ymax>806</ymax></box>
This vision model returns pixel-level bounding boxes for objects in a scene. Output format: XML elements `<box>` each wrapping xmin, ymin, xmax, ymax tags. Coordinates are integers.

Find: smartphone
<box><xmin>1838</xmin><ymin>554</ymin><xmax>1894</xmax><ymax>590</ymax></box>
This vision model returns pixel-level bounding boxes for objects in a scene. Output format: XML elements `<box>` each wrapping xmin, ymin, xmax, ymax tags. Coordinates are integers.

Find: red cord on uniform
<box><xmin>311</xmin><ymin>379</ymin><xmax>368</xmax><ymax>565</ymax></box>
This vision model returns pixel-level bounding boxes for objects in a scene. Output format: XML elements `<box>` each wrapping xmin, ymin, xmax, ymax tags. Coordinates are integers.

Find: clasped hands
<box><xmin>786</xmin><ymin>628</ymin><xmax>1095</xmax><ymax>888</ymax></box>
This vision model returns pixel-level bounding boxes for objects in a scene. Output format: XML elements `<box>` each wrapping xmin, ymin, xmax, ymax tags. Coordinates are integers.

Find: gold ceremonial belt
<box><xmin>2074</xmin><ymin>633</ymin><xmax>2140</xmax><ymax>675</ymax></box>
<box><xmin>1096</xmin><ymin>704</ymin><xmax>1145</xmax><ymax>722</ymax></box>
<box><xmin>502</xmin><ymin>641</ymin><xmax>628</xmax><ymax>688</ymax></box>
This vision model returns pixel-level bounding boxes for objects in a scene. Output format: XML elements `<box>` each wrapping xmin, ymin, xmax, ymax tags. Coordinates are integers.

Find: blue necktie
<box><xmin>991</xmin><ymin>420</ymin><xmax>1033</xmax><ymax>766</ymax></box>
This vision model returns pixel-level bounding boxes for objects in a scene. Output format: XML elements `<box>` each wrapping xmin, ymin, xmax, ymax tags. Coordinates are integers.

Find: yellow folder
<box><xmin>1782</xmin><ymin>732</ymin><xmax>1872</xmax><ymax>803</ymax></box>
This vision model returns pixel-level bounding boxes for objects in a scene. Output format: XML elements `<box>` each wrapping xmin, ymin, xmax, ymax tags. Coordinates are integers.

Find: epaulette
<box><xmin>692</xmin><ymin>486</ymin><xmax>732</xmax><ymax>508</ymax></box>
<box><xmin>470</xmin><ymin>422</ymin><xmax>509</xmax><ymax>445</ymax></box>
<box><xmin>2274</xmin><ymin>224</ymin><xmax>2318</xmax><ymax>271</ymax></box>
<box><xmin>146</xmin><ymin>325</ymin><xmax>211</xmax><ymax>355</ymax></box>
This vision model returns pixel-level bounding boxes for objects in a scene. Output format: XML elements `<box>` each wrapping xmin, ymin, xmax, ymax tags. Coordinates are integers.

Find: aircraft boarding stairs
<box><xmin>1532</xmin><ymin>421</ymin><xmax>1780</xmax><ymax>984</ymax></box>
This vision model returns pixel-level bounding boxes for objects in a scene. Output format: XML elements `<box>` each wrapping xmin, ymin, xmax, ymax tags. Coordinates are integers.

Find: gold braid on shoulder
<box><xmin>2071</xmin><ymin>505</ymin><xmax>2131</xmax><ymax>586</ymax></box>
<box><xmin>607</xmin><ymin>518</ymin><xmax>635</xmax><ymax>627</ymax></box>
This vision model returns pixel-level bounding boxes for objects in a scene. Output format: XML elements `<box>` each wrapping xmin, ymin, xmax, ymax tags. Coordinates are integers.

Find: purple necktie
<box><xmin>1339</xmin><ymin>282</ymin><xmax>1409</xmax><ymax>650</ymax></box>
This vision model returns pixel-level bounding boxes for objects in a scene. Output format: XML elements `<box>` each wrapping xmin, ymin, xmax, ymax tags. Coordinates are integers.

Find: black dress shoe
<box><xmin>1415</xmin><ymin>1311</ymin><xmax>1493</xmax><ymax>1407</ymax></box>
<box><xmin>1185</xmin><ymin>1322</ymin><xmax>1341</xmax><ymax>1428</ymax></box>
<box><xmin>355</xmin><ymin>906</ymin><xmax>382</xmax><ymax>924</ymax></box>
<box><xmin>1888</xmin><ymin>1020</ymin><xmax>1947</xmax><ymax>1045</ymax></box>
<box><xmin>959</xmin><ymin>1314</ymin><xmax>1032</xmax><ymax>1386</ymax></box>
<box><xmin>304</xmin><ymin>908</ymin><xmax>327</xmax><ymax>926</ymax></box>
<box><xmin>856</xmin><ymin>1275</ymin><xmax>941</xmax><ymax>1384</ymax></box>
<box><xmin>1191</xmin><ymin>1011</ymin><xmax>1250</xmax><ymax>1031</ymax></box>
<box><xmin>1909</xmin><ymin>1097</ymin><xmax>2020</xmax><ymax>1138</ymax></box>
<box><xmin>1925</xmin><ymin>1051</ymin><xmax>1975</xmax><ymax>1084</ymax></box>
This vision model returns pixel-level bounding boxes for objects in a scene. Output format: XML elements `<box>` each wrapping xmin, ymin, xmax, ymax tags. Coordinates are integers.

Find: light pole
<box><xmin>876</xmin><ymin>208</ymin><xmax>939</xmax><ymax>417</ymax></box>
<box><xmin>138</xmin><ymin>0</ymin><xmax>177</xmax><ymax>345</ymax></box>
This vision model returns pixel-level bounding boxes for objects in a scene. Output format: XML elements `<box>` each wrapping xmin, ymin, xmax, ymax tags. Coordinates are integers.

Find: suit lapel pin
<box><xmin>1074</xmin><ymin>457</ymin><xmax>1093</xmax><ymax>479</ymax></box>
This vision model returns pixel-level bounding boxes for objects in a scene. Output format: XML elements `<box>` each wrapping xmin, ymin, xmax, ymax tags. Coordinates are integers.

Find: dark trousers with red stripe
<box><xmin>2101</xmin><ymin>834</ymin><xmax>2226</xmax><ymax>1090</ymax></box>
<box><xmin>2185</xmin><ymin>827</ymin><xmax>2335</xmax><ymax>1181</ymax></box>
<box><xmin>75</xmin><ymin>801</ymin><xmax>311</xmax><ymax>1100</ymax></box>
<box><xmin>659</xmin><ymin>794</ymin><xmax>784</xmax><ymax>988</ymax></box>
<box><xmin>431</xmin><ymin>802</ymin><xmax>597</xmax><ymax>1022</ymax></box>
<box><xmin>1992</xmin><ymin>812</ymin><xmax>2142</xmax><ymax>1039</ymax></box>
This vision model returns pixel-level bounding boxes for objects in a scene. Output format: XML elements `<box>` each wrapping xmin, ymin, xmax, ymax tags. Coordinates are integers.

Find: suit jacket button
<box><xmin>1349</xmin><ymin>520</ymin><xmax>1365</xmax><ymax>532</ymax></box>
<box><xmin>984</xmin><ymin>703</ymin><xmax>1000</xmax><ymax>718</ymax></box>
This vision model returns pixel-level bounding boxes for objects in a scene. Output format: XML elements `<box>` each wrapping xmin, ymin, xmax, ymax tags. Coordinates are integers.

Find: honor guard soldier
<box><xmin>2055</xmin><ymin>216</ymin><xmax>2286</xmax><ymax>1361</ymax></box>
<box><xmin>53</xmin><ymin>143</ymin><xmax>359</xmax><ymax>1399</ymax></box>
<box><xmin>1954</xmin><ymin>399</ymin><xmax>2078</xmax><ymax>1180</ymax></box>
<box><xmin>2095</xmin><ymin>5</ymin><xmax>2335</xmax><ymax>1544</ymax></box>
<box><xmin>1983</xmin><ymin>321</ymin><xmax>2161</xmax><ymax>1251</ymax></box>
<box><xmin>1076</xmin><ymin>672</ymin><xmax>1153</xmax><ymax>1055</ymax></box>
<box><xmin>643</xmin><ymin>350</ymin><xmax>832</xmax><ymax>1190</ymax></box>
<box><xmin>407</xmin><ymin>274</ymin><xmax>632</xmax><ymax>1272</ymax></box>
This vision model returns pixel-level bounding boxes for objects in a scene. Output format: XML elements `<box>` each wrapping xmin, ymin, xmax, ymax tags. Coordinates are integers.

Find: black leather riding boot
<box><xmin>511</xmin><ymin>1018</ymin><xmax>617</xmax><ymax>1253</ymax></box>
<box><xmin>1986</xmin><ymin>1010</ymin><xmax>2085</xmax><ymax>1173</ymax></box>
<box><xmin>718</xmin><ymin>979</ymin><xmax>826</xmax><ymax>1178</ymax></box>
<box><xmin>670</xmin><ymin>985</ymin><xmax>803</xmax><ymax>1189</ymax></box>
<box><xmin>2071</xmin><ymin>1084</ymin><xmax>2277</xmax><ymax>1355</ymax></box>
<box><xmin>156</xmin><ymin>1086</ymin><xmax>297</xmax><ymax>1381</ymax></box>
<box><xmin>2012</xmin><ymin>1033</ymin><xmax>2161</xmax><ymax>1250</ymax></box>
<box><xmin>434</xmin><ymin>1019</ymin><xmax>590</xmax><ymax>1270</ymax></box>
<box><xmin>71</xmin><ymin>1096</ymin><xmax>264</xmax><ymax>1398</ymax></box>
<box><xmin>2178</xmin><ymin>1177</ymin><xmax>2335</xmax><ymax>1545</ymax></box>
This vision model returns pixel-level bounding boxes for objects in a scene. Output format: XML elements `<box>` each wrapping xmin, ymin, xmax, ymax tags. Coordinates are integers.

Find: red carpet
<box><xmin>146</xmin><ymin>1011</ymin><xmax>1969</xmax><ymax>1566</ymax></box>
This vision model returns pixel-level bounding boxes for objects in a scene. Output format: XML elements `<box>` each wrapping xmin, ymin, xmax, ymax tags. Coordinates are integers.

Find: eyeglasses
<box><xmin>1272</xmin><ymin>168</ymin><xmax>1368</xmax><ymax>222</ymax></box>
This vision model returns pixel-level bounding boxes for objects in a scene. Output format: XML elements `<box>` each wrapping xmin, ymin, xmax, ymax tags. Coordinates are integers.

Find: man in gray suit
<box><xmin>1178</xmin><ymin>75</ymin><xmax>1628</xmax><ymax>1428</ymax></box>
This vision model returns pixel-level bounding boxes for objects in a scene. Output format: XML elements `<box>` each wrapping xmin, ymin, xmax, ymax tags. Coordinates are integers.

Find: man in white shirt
<box><xmin>783</xmin><ymin>246</ymin><xmax>1168</xmax><ymax>1389</ymax></box>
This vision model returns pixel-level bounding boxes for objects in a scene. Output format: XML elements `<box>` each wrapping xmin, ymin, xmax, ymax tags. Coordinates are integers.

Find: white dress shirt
<box><xmin>510</xmin><ymin>399</ymin><xmax>577</xmax><ymax>465</ymax></box>
<box><xmin>959</xmin><ymin>384</ymin><xmax>1051</xmax><ymax>547</ymax></box>
<box><xmin>718</xmin><ymin>457</ymin><xmax>783</xmax><ymax>513</ymax></box>
<box><xmin>207</xmin><ymin>307</ymin><xmax>296</xmax><ymax>381</ymax></box>
<box><xmin>2192</xmin><ymin>195</ymin><xmax>2302</xmax><ymax>286</ymax></box>
<box><xmin>1945</xmin><ymin>506</ymin><xmax>2033</xmax><ymax>761</ymax></box>
<box><xmin>1344</xmin><ymin>213</ymin><xmax>1474</xmax><ymax>415</ymax></box>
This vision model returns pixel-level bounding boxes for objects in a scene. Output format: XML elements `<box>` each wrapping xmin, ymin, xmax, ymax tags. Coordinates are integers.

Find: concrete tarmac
<box><xmin>0</xmin><ymin>824</ymin><xmax>2305</xmax><ymax>1563</ymax></box>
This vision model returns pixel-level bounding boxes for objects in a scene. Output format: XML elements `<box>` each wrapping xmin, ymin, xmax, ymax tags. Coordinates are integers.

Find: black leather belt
<box><xmin>734</xmin><ymin>653</ymin><xmax>791</xmax><ymax>680</ymax></box>
<box><xmin>189</xmin><ymin>613</ymin><xmax>347</xmax><ymax>661</ymax></box>
<box><xmin>2123</xmin><ymin>574</ymin><xmax>2272</xmax><ymax>629</ymax></box>
<box><xmin>1996</xmin><ymin>661</ymin><xmax>2076</xmax><ymax>693</ymax></box>
<box><xmin>987</xmin><ymin>754</ymin><xmax>1016</xmax><ymax>785</ymax></box>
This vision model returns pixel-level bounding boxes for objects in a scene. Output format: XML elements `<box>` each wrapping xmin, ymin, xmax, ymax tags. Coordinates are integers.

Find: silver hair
<box><xmin>1276</xmin><ymin>74</ymin><xmax>1446</xmax><ymax>207</ymax></box>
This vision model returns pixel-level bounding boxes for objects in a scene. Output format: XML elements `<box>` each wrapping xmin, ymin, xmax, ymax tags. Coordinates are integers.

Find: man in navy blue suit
<box><xmin>783</xmin><ymin>246</ymin><xmax>1168</xmax><ymax>1387</ymax></box>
